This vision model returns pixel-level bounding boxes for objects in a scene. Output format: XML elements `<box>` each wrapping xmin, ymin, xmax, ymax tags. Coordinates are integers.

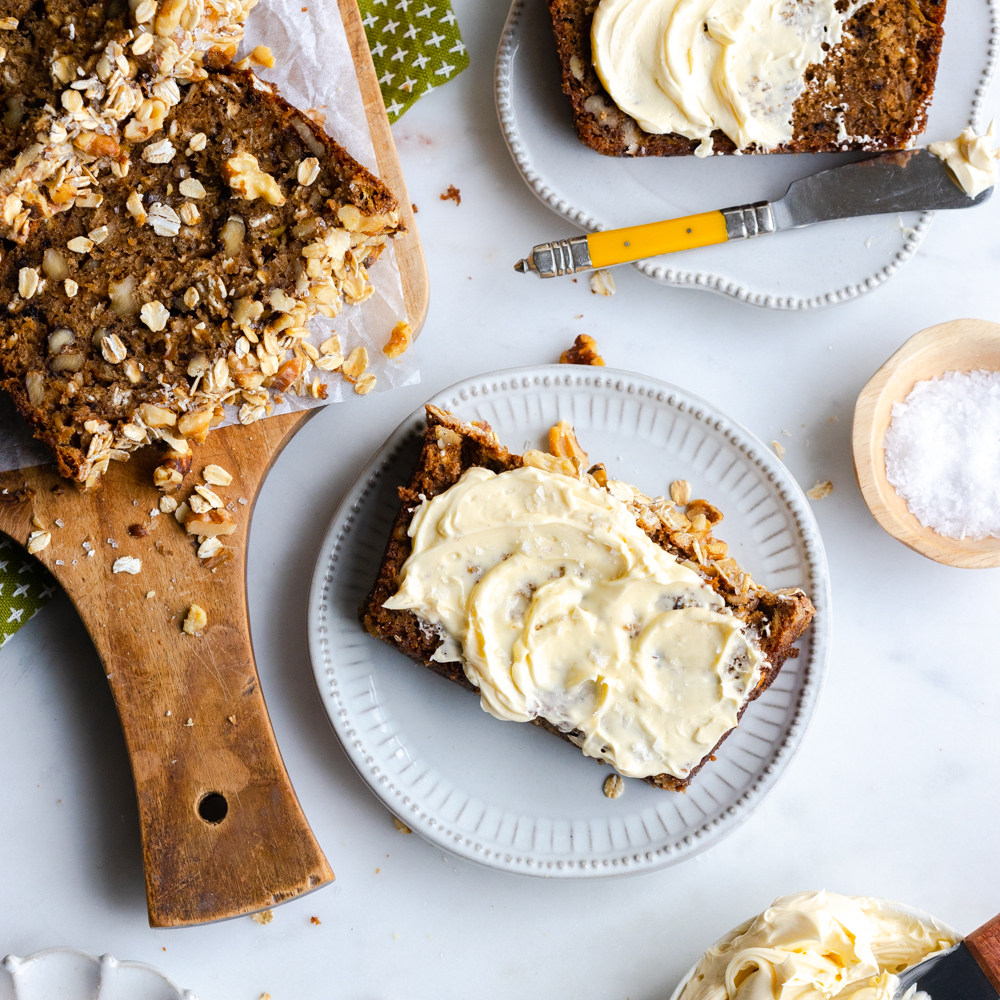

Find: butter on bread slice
<box><xmin>359</xmin><ymin>404</ymin><xmax>815</xmax><ymax>791</ymax></box>
<box><xmin>548</xmin><ymin>0</ymin><xmax>946</xmax><ymax>157</ymax></box>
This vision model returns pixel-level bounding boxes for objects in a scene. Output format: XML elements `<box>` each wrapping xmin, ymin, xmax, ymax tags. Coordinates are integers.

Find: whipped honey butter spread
<box><xmin>929</xmin><ymin>122</ymin><xmax>1000</xmax><ymax>198</ymax></box>
<box><xmin>677</xmin><ymin>891</ymin><xmax>958</xmax><ymax>1000</ymax></box>
<box><xmin>383</xmin><ymin>465</ymin><xmax>766</xmax><ymax>780</ymax></box>
<box><xmin>591</xmin><ymin>0</ymin><xmax>870</xmax><ymax>152</ymax></box>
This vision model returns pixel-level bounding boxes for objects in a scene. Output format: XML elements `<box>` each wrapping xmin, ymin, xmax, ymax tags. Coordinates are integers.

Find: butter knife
<box><xmin>514</xmin><ymin>149</ymin><xmax>993</xmax><ymax>278</ymax></box>
<box><xmin>895</xmin><ymin>912</ymin><xmax>1000</xmax><ymax>1000</ymax></box>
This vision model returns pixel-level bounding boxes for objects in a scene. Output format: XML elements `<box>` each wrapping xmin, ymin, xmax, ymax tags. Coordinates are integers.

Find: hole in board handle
<box><xmin>198</xmin><ymin>792</ymin><xmax>228</xmax><ymax>824</ymax></box>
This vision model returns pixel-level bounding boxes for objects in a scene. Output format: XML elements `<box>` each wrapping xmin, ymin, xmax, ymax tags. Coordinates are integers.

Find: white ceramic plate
<box><xmin>666</xmin><ymin>898</ymin><xmax>961</xmax><ymax>1000</ymax></box>
<box><xmin>0</xmin><ymin>948</ymin><xmax>196</xmax><ymax>1000</ymax></box>
<box><xmin>308</xmin><ymin>366</ymin><xmax>831</xmax><ymax>877</ymax></box>
<box><xmin>495</xmin><ymin>0</ymin><xmax>998</xmax><ymax>309</ymax></box>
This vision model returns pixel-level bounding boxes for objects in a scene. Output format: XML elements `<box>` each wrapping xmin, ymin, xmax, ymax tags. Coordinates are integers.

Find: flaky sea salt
<box><xmin>884</xmin><ymin>369</ymin><xmax>1000</xmax><ymax>539</ymax></box>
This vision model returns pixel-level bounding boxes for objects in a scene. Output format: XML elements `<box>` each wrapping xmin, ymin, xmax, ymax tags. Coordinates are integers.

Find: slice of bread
<box><xmin>360</xmin><ymin>404</ymin><xmax>816</xmax><ymax>791</ymax></box>
<box><xmin>549</xmin><ymin>0</ymin><xmax>946</xmax><ymax>157</ymax></box>
<box><xmin>0</xmin><ymin>68</ymin><xmax>402</xmax><ymax>488</ymax></box>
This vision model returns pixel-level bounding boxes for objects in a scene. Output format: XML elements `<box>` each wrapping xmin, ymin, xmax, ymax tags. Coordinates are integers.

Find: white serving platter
<box><xmin>0</xmin><ymin>948</ymin><xmax>195</xmax><ymax>1000</ymax></box>
<box><xmin>308</xmin><ymin>366</ymin><xmax>831</xmax><ymax>877</ymax></box>
<box><xmin>495</xmin><ymin>0</ymin><xmax>998</xmax><ymax>308</ymax></box>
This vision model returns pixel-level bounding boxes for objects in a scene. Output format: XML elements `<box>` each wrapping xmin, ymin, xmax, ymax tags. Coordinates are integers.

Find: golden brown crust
<box><xmin>359</xmin><ymin>405</ymin><xmax>816</xmax><ymax>791</ymax></box>
<box><xmin>548</xmin><ymin>0</ymin><xmax>947</xmax><ymax>157</ymax></box>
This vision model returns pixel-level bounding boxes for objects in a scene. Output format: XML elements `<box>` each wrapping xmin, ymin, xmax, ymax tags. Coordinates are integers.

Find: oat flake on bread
<box><xmin>883</xmin><ymin>369</ymin><xmax>1000</xmax><ymax>540</ymax></box>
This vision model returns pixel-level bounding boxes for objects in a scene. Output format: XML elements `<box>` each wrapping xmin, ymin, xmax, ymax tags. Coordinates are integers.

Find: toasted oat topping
<box><xmin>669</xmin><ymin>479</ymin><xmax>691</xmax><ymax>505</ymax></box>
<box><xmin>202</xmin><ymin>464</ymin><xmax>233</xmax><ymax>486</ymax></box>
<box><xmin>112</xmin><ymin>555</ymin><xmax>142</xmax><ymax>574</ymax></box>
<box><xmin>807</xmin><ymin>479</ymin><xmax>833</xmax><ymax>500</ymax></box>
<box><xmin>27</xmin><ymin>530</ymin><xmax>51</xmax><ymax>554</ymax></box>
<box><xmin>603</xmin><ymin>774</ymin><xmax>625</xmax><ymax>798</ymax></box>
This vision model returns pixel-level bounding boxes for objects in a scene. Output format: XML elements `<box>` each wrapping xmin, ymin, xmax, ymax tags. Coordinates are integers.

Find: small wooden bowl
<box><xmin>853</xmin><ymin>318</ymin><xmax>1000</xmax><ymax>568</ymax></box>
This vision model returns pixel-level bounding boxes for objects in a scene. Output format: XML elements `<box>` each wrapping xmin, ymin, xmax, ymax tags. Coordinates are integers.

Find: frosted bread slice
<box><xmin>360</xmin><ymin>405</ymin><xmax>815</xmax><ymax>791</ymax></box>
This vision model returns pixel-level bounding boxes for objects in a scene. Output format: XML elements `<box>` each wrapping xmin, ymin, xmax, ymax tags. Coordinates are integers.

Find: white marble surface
<box><xmin>2</xmin><ymin>1</ymin><xmax>1000</xmax><ymax>996</ymax></box>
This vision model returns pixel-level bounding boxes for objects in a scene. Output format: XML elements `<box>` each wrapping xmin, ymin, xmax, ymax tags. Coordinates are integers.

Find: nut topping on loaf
<box><xmin>0</xmin><ymin>68</ymin><xmax>403</xmax><ymax>488</ymax></box>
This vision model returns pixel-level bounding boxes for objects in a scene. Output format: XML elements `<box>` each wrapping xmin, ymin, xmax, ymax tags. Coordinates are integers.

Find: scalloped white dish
<box><xmin>0</xmin><ymin>948</ymin><xmax>196</xmax><ymax>1000</ymax></box>
<box><xmin>308</xmin><ymin>366</ymin><xmax>831</xmax><ymax>877</ymax></box>
<box><xmin>495</xmin><ymin>0</ymin><xmax>998</xmax><ymax>309</ymax></box>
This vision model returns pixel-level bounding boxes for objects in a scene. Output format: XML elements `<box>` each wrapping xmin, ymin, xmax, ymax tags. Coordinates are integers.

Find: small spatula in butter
<box><xmin>897</xmin><ymin>912</ymin><xmax>1000</xmax><ymax>1000</ymax></box>
<box><xmin>513</xmin><ymin>149</ymin><xmax>992</xmax><ymax>278</ymax></box>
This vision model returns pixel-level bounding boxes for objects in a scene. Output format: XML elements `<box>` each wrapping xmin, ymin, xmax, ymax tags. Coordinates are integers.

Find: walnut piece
<box><xmin>560</xmin><ymin>334</ymin><xmax>605</xmax><ymax>366</ymax></box>
<box><xmin>182</xmin><ymin>604</ymin><xmax>208</xmax><ymax>635</ymax></box>
<box><xmin>383</xmin><ymin>321</ymin><xmax>412</xmax><ymax>360</ymax></box>
<box><xmin>223</xmin><ymin>151</ymin><xmax>286</xmax><ymax>206</ymax></box>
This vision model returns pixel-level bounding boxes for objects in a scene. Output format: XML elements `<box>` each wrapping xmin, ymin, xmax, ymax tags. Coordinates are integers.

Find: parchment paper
<box><xmin>0</xmin><ymin>0</ymin><xmax>419</xmax><ymax>473</ymax></box>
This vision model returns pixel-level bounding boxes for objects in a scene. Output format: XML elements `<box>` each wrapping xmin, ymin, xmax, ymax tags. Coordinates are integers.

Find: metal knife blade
<box><xmin>895</xmin><ymin>942</ymin><xmax>998</xmax><ymax>1000</ymax></box>
<box><xmin>771</xmin><ymin>149</ymin><xmax>993</xmax><ymax>230</ymax></box>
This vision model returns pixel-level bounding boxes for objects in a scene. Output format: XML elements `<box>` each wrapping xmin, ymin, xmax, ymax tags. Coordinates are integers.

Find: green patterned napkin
<box><xmin>358</xmin><ymin>0</ymin><xmax>470</xmax><ymax>122</ymax></box>
<box><xmin>0</xmin><ymin>536</ymin><xmax>58</xmax><ymax>648</ymax></box>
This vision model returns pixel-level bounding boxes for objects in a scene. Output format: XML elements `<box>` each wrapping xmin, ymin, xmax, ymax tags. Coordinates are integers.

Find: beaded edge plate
<box><xmin>308</xmin><ymin>366</ymin><xmax>831</xmax><ymax>877</ymax></box>
<box><xmin>0</xmin><ymin>948</ymin><xmax>195</xmax><ymax>1000</ymax></box>
<box><xmin>494</xmin><ymin>0</ymin><xmax>999</xmax><ymax>310</ymax></box>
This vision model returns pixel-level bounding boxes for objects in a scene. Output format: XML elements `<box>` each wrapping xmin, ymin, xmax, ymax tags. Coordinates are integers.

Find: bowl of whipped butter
<box><xmin>670</xmin><ymin>891</ymin><xmax>959</xmax><ymax>1000</ymax></box>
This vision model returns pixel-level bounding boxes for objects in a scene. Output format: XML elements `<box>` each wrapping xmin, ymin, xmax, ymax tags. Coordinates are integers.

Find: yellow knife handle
<box><xmin>588</xmin><ymin>210</ymin><xmax>729</xmax><ymax>267</ymax></box>
<box><xmin>513</xmin><ymin>203</ymin><xmax>774</xmax><ymax>277</ymax></box>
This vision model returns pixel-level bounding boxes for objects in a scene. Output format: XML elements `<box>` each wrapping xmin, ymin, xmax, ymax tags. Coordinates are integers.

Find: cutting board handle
<box><xmin>967</xmin><ymin>913</ymin><xmax>1000</xmax><ymax>994</ymax></box>
<box><xmin>0</xmin><ymin>413</ymin><xmax>333</xmax><ymax>927</ymax></box>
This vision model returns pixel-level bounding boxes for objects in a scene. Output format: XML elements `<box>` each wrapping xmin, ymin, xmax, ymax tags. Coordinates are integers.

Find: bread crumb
<box><xmin>560</xmin><ymin>333</ymin><xmax>605</xmax><ymax>366</ymax></box>
<box><xmin>772</xmin><ymin>440</ymin><xmax>786</xmax><ymax>459</ymax></box>
<box><xmin>807</xmin><ymin>479</ymin><xmax>833</xmax><ymax>500</ymax></box>
<box><xmin>252</xmin><ymin>909</ymin><xmax>274</xmax><ymax>925</ymax></box>
<box><xmin>411</xmin><ymin>203</ymin><xmax>418</xmax><ymax>213</ymax></box>
<box><xmin>589</xmin><ymin>269</ymin><xmax>616</xmax><ymax>296</ymax></box>
<box><xmin>440</xmin><ymin>184</ymin><xmax>461</xmax><ymax>205</ymax></box>
<box><xmin>603</xmin><ymin>774</ymin><xmax>624</xmax><ymax>798</ymax></box>
<box><xmin>310</xmin><ymin>916</ymin><xmax>322</xmax><ymax>925</ymax></box>
<box><xmin>183</xmin><ymin>603</ymin><xmax>208</xmax><ymax>634</ymax></box>
<box><xmin>184</xmin><ymin>718</ymin><xmax>194</xmax><ymax>726</ymax></box>
<box><xmin>393</xmin><ymin>816</ymin><xmax>412</xmax><ymax>834</ymax></box>
<box><xmin>146</xmin><ymin>590</ymin><xmax>156</xmax><ymax>599</ymax></box>
<box><xmin>228</xmin><ymin>715</ymin><xmax>236</xmax><ymax>724</ymax></box>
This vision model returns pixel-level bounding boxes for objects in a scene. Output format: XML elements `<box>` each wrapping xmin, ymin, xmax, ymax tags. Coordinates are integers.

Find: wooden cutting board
<box><xmin>0</xmin><ymin>0</ymin><xmax>427</xmax><ymax>928</ymax></box>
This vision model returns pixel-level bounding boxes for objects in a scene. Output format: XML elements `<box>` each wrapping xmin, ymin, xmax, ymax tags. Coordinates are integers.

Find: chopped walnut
<box><xmin>251</xmin><ymin>44</ymin><xmax>275</xmax><ymax>67</ymax></box>
<box><xmin>203</xmin><ymin>464</ymin><xmax>233</xmax><ymax>486</ymax></box>
<box><xmin>383</xmin><ymin>321</ymin><xmax>412</xmax><ymax>360</ymax></box>
<box><xmin>182</xmin><ymin>604</ymin><xmax>208</xmax><ymax>635</ymax></box>
<box><xmin>548</xmin><ymin>420</ymin><xmax>589</xmax><ymax>470</ymax></box>
<box><xmin>560</xmin><ymin>334</ymin><xmax>605</xmax><ymax>366</ymax></box>
<box><xmin>223</xmin><ymin>151</ymin><xmax>286</xmax><ymax>206</ymax></box>
<box><xmin>440</xmin><ymin>185</ymin><xmax>461</xmax><ymax>205</ymax></box>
